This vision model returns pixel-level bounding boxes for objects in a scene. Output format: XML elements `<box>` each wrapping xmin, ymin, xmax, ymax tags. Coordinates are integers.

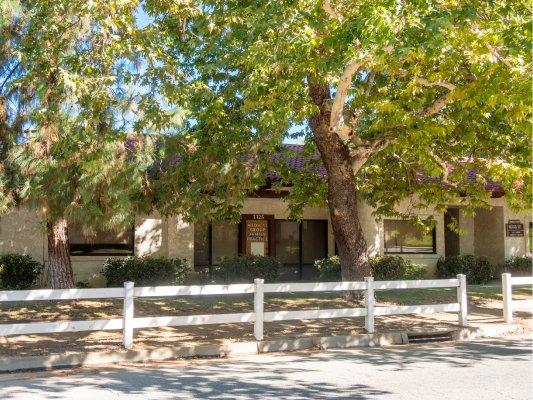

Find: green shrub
<box><xmin>468</xmin><ymin>256</ymin><xmax>494</xmax><ymax>284</ymax></box>
<box><xmin>404</xmin><ymin>262</ymin><xmax>427</xmax><ymax>280</ymax></box>
<box><xmin>314</xmin><ymin>255</ymin><xmax>425</xmax><ymax>281</ymax></box>
<box><xmin>371</xmin><ymin>256</ymin><xmax>426</xmax><ymax>280</ymax></box>
<box><xmin>213</xmin><ymin>255</ymin><xmax>281</xmax><ymax>283</ymax></box>
<box><xmin>184</xmin><ymin>268</ymin><xmax>212</xmax><ymax>285</ymax></box>
<box><xmin>0</xmin><ymin>253</ymin><xmax>43</xmax><ymax>290</ymax></box>
<box><xmin>437</xmin><ymin>254</ymin><xmax>494</xmax><ymax>284</ymax></box>
<box><xmin>437</xmin><ymin>254</ymin><xmax>474</xmax><ymax>277</ymax></box>
<box><xmin>102</xmin><ymin>256</ymin><xmax>189</xmax><ymax>287</ymax></box>
<box><xmin>500</xmin><ymin>256</ymin><xmax>532</xmax><ymax>276</ymax></box>
<box><xmin>314</xmin><ymin>256</ymin><xmax>341</xmax><ymax>281</ymax></box>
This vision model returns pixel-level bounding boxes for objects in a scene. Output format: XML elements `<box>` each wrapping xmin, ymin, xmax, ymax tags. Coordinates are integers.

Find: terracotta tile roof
<box><xmin>270</xmin><ymin>144</ymin><xmax>505</xmax><ymax>197</ymax></box>
<box><xmin>266</xmin><ymin>144</ymin><xmax>327</xmax><ymax>182</ymax></box>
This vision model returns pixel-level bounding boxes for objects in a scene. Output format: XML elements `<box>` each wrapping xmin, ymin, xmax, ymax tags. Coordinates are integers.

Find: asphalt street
<box><xmin>0</xmin><ymin>336</ymin><xmax>531</xmax><ymax>400</ymax></box>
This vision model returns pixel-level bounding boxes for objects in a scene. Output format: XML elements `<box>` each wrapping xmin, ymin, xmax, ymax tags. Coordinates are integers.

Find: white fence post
<box><xmin>254</xmin><ymin>278</ymin><xmax>264</xmax><ymax>341</ymax></box>
<box><xmin>364</xmin><ymin>277</ymin><xmax>375</xmax><ymax>333</ymax></box>
<box><xmin>457</xmin><ymin>274</ymin><xmax>467</xmax><ymax>326</ymax></box>
<box><xmin>502</xmin><ymin>273</ymin><xmax>513</xmax><ymax>323</ymax></box>
<box><xmin>123</xmin><ymin>281</ymin><xmax>134</xmax><ymax>349</ymax></box>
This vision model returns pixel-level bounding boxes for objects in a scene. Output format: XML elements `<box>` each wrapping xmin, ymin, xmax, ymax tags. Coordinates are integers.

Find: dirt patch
<box><xmin>1</xmin><ymin>291</ymin><xmax>530</xmax><ymax>358</ymax></box>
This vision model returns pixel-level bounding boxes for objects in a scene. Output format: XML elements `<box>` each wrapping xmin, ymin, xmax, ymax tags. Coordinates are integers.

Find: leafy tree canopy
<box><xmin>144</xmin><ymin>0</ymin><xmax>531</xmax><ymax>224</ymax></box>
<box><xmin>0</xmin><ymin>0</ymin><xmax>160</xmax><ymax>233</ymax></box>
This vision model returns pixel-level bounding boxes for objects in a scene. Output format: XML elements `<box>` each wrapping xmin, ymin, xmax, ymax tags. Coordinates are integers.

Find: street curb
<box><xmin>450</xmin><ymin>323</ymin><xmax>520</xmax><ymax>341</ymax></box>
<box><xmin>0</xmin><ymin>324</ymin><xmax>519</xmax><ymax>373</ymax></box>
<box><xmin>0</xmin><ymin>332</ymin><xmax>406</xmax><ymax>372</ymax></box>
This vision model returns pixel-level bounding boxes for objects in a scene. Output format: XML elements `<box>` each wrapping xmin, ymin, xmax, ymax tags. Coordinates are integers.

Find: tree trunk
<box><xmin>308</xmin><ymin>81</ymin><xmax>372</xmax><ymax>281</ymax></box>
<box><xmin>46</xmin><ymin>217</ymin><xmax>75</xmax><ymax>288</ymax></box>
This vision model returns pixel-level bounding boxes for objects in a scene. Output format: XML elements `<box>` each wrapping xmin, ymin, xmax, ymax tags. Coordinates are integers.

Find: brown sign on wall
<box><xmin>241</xmin><ymin>214</ymin><xmax>274</xmax><ymax>256</ymax></box>
<box><xmin>506</xmin><ymin>219</ymin><xmax>524</xmax><ymax>237</ymax></box>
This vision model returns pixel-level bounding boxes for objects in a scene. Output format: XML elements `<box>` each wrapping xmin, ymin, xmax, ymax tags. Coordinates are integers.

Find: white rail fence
<box><xmin>502</xmin><ymin>273</ymin><xmax>533</xmax><ymax>323</ymax></box>
<box><xmin>0</xmin><ymin>275</ymin><xmax>467</xmax><ymax>349</ymax></box>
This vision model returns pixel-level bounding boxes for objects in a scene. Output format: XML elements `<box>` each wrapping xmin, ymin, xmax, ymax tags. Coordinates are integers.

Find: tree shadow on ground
<box><xmin>1</xmin><ymin>355</ymin><xmax>392</xmax><ymax>399</ymax></box>
<box><xmin>0</xmin><ymin>338</ymin><xmax>531</xmax><ymax>400</ymax></box>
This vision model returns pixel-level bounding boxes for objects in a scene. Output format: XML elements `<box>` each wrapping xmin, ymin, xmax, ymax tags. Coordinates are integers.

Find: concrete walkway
<box><xmin>1</xmin><ymin>336</ymin><xmax>531</xmax><ymax>400</ymax></box>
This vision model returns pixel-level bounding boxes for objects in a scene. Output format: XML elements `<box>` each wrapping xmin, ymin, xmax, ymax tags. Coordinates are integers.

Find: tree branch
<box><xmin>363</xmin><ymin>70</ymin><xmax>376</xmax><ymax>96</ymax></box>
<box><xmin>349</xmin><ymin>136</ymin><xmax>395</xmax><ymax>173</ymax></box>
<box><xmin>413</xmin><ymin>90</ymin><xmax>455</xmax><ymax>118</ymax></box>
<box><xmin>414</xmin><ymin>77</ymin><xmax>456</xmax><ymax>91</ymax></box>
<box><xmin>430</xmin><ymin>151</ymin><xmax>450</xmax><ymax>181</ymax></box>
<box><xmin>0</xmin><ymin>62</ymin><xmax>21</xmax><ymax>92</ymax></box>
<box><xmin>485</xmin><ymin>43</ymin><xmax>517</xmax><ymax>71</ymax></box>
<box><xmin>323</xmin><ymin>0</ymin><xmax>343</xmax><ymax>23</ymax></box>
<box><xmin>330</xmin><ymin>59</ymin><xmax>362</xmax><ymax>139</ymax></box>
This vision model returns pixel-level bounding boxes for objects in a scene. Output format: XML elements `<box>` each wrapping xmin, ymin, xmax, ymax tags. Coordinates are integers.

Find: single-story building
<box><xmin>0</xmin><ymin>145</ymin><xmax>530</xmax><ymax>286</ymax></box>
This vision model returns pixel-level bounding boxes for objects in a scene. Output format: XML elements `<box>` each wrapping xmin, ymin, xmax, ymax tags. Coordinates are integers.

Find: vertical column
<box><xmin>364</xmin><ymin>277</ymin><xmax>375</xmax><ymax>334</ymax></box>
<box><xmin>123</xmin><ymin>281</ymin><xmax>135</xmax><ymax>349</ymax></box>
<box><xmin>254</xmin><ymin>278</ymin><xmax>265</xmax><ymax>341</ymax></box>
<box><xmin>502</xmin><ymin>273</ymin><xmax>513</xmax><ymax>323</ymax></box>
<box><xmin>457</xmin><ymin>274</ymin><xmax>468</xmax><ymax>326</ymax></box>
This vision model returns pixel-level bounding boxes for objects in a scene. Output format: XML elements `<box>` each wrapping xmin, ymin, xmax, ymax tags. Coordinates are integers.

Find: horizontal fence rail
<box><xmin>502</xmin><ymin>273</ymin><xmax>533</xmax><ymax>323</ymax></box>
<box><xmin>263</xmin><ymin>281</ymin><xmax>367</xmax><ymax>293</ymax></box>
<box><xmin>134</xmin><ymin>284</ymin><xmax>256</xmax><ymax>297</ymax></box>
<box><xmin>0</xmin><ymin>288</ymin><xmax>124</xmax><ymax>302</ymax></box>
<box><xmin>0</xmin><ymin>275</ymin><xmax>468</xmax><ymax>349</ymax></box>
<box><xmin>373</xmin><ymin>279</ymin><xmax>459</xmax><ymax>290</ymax></box>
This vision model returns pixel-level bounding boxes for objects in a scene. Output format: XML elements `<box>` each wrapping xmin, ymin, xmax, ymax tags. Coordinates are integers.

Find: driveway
<box><xmin>0</xmin><ymin>336</ymin><xmax>531</xmax><ymax>399</ymax></box>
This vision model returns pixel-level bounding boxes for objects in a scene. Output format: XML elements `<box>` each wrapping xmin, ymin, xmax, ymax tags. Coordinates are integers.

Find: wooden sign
<box><xmin>506</xmin><ymin>219</ymin><xmax>524</xmax><ymax>237</ymax></box>
<box><xmin>241</xmin><ymin>214</ymin><xmax>274</xmax><ymax>256</ymax></box>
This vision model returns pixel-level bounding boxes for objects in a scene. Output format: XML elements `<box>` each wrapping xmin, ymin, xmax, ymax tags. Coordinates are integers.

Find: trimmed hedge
<box><xmin>314</xmin><ymin>255</ymin><xmax>426</xmax><ymax>281</ymax></box>
<box><xmin>0</xmin><ymin>253</ymin><xmax>43</xmax><ymax>290</ymax></box>
<box><xmin>212</xmin><ymin>255</ymin><xmax>281</xmax><ymax>283</ymax></box>
<box><xmin>102</xmin><ymin>256</ymin><xmax>189</xmax><ymax>287</ymax></box>
<box><xmin>500</xmin><ymin>256</ymin><xmax>532</xmax><ymax>276</ymax></box>
<box><xmin>436</xmin><ymin>255</ymin><xmax>494</xmax><ymax>284</ymax></box>
<box><xmin>371</xmin><ymin>256</ymin><xmax>426</xmax><ymax>280</ymax></box>
<box><xmin>314</xmin><ymin>255</ymin><xmax>341</xmax><ymax>280</ymax></box>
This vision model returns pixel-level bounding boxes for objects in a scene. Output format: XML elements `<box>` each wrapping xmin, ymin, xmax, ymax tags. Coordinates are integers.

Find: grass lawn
<box><xmin>376</xmin><ymin>283</ymin><xmax>532</xmax><ymax>305</ymax></box>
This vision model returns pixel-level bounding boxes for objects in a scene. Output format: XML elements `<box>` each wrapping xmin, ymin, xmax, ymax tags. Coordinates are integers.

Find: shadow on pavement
<box><xmin>0</xmin><ymin>337</ymin><xmax>531</xmax><ymax>399</ymax></box>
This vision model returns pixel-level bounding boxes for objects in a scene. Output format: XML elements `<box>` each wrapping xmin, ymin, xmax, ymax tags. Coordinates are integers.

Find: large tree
<box><xmin>0</xmin><ymin>1</ymin><xmax>157</xmax><ymax>288</ymax></box>
<box><xmin>147</xmin><ymin>0</ymin><xmax>531</xmax><ymax>280</ymax></box>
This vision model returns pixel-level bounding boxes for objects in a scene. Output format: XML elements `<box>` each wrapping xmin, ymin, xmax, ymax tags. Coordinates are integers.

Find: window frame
<box><xmin>526</xmin><ymin>221</ymin><xmax>533</xmax><ymax>255</ymax></box>
<box><xmin>194</xmin><ymin>218</ymin><xmax>330</xmax><ymax>280</ymax></box>
<box><xmin>274</xmin><ymin>219</ymin><xmax>329</xmax><ymax>279</ymax></box>
<box><xmin>383</xmin><ymin>219</ymin><xmax>437</xmax><ymax>255</ymax></box>
<box><xmin>69</xmin><ymin>226</ymin><xmax>135</xmax><ymax>257</ymax></box>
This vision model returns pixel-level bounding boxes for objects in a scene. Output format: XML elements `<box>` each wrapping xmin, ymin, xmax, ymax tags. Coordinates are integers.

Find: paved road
<box><xmin>1</xmin><ymin>336</ymin><xmax>531</xmax><ymax>400</ymax></box>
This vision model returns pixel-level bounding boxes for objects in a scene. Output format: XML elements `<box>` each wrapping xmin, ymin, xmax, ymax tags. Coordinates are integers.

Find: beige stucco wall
<box><xmin>1</xmin><ymin>196</ymin><xmax>530</xmax><ymax>287</ymax></box>
<box><xmin>366</xmin><ymin>197</ymin><xmax>445</xmax><ymax>276</ymax></box>
<box><xmin>0</xmin><ymin>208</ymin><xmax>46</xmax><ymax>263</ymax></box>
<box><xmin>0</xmin><ymin>209</ymin><xmax>178</xmax><ymax>286</ymax></box>
<box><xmin>243</xmin><ymin>195</ymin><xmax>445</xmax><ymax>276</ymax></box>
<box><xmin>458</xmin><ymin>208</ymin><xmax>475</xmax><ymax>254</ymax></box>
<box><xmin>448</xmin><ymin>198</ymin><xmax>531</xmax><ymax>265</ymax></box>
<box><xmin>167</xmin><ymin>215</ymin><xmax>194</xmax><ymax>268</ymax></box>
<box><xmin>473</xmin><ymin>206</ymin><xmax>505</xmax><ymax>265</ymax></box>
<box><xmin>498</xmin><ymin>198</ymin><xmax>532</xmax><ymax>259</ymax></box>
<box><xmin>65</xmin><ymin>214</ymin><xmax>171</xmax><ymax>286</ymax></box>
<box><xmin>241</xmin><ymin>197</ymin><xmax>335</xmax><ymax>256</ymax></box>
